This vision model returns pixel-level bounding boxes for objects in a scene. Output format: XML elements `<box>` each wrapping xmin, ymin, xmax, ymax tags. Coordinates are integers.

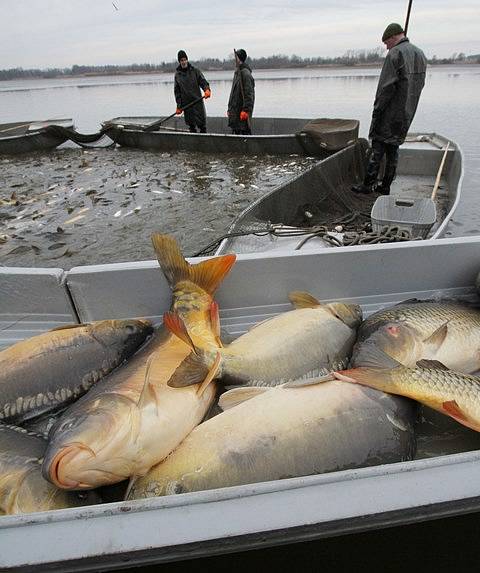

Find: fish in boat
<box><xmin>0</xmin><ymin>319</ymin><xmax>153</xmax><ymax>424</ymax></box>
<box><xmin>0</xmin><ymin>423</ymin><xmax>100</xmax><ymax>515</ymax></box>
<box><xmin>334</xmin><ymin>337</ymin><xmax>480</xmax><ymax>433</ymax></box>
<box><xmin>42</xmin><ymin>234</ymin><xmax>236</xmax><ymax>490</ymax></box>
<box><xmin>128</xmin><ymin>379</ymin><xmax>416</xmax><ymax>499</ymax></box>
<box><xmin>164</xmin><ymin>291</ymin><xmax>362</xmax><ymax>390</ymax></box>
<box><xmin>356</xmin><ymin>299</ymin><xmax>480</xmax><ymax>374</ymax></box>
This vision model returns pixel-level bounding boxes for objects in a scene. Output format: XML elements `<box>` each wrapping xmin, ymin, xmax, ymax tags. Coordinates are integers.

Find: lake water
<box><xmin>0</xmin><ymin>65</ymin><xmax>479</xmax><ymax>266</ymax></box>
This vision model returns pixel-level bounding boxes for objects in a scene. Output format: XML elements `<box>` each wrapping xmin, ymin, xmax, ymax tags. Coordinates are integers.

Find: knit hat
<box><xmin>235</xmin><ymin>49</ymin><xmax>247</xmax><ymax>63</ymax></box>
<box><xmin>177</xmin><ymin>50</ymin><xmax>188</xmax><ymax>62</ymax></box>
<box><xmin>382</xmin><ymin>23</ymin><xmax>404</xmax><ymax>42</ymax></box>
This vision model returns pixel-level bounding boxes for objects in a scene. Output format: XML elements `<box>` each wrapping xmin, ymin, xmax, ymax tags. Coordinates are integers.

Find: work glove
<box><xmin>175</xmin><ymin>108</ymin><xmax>183</xmax><ymax>115</ymax></box>
<box><xmin>239</xmin><ymin>111</ymin><xmax>249</xmax><ymax>122</ymax></box>
<box><xmin>204</xmin><ymin>89</ymin><xmax>211</xmax><ymax>99</ymax></box>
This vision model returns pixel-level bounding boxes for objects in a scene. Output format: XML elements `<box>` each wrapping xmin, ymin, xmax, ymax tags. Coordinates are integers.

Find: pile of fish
<box><xmin>2</xmin><ymin>233</ymin><xmax>480</xmax><ymax>515</ymax></box>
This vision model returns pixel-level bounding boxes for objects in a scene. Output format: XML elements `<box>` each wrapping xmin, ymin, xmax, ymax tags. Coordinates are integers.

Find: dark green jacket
<box><xmin>369</xmin><ymin>38</ymin><xmax>427</xmax><ymax>145</ymax></box>
<box><xmin>228</xmin><ymin>63</ymin><xmax>255</xmax><ymax>129</ymax></box>
<box><xmin>174</xmin><ymin>64</ymin><xmax>210</xmax><ymax>127</ymax></box>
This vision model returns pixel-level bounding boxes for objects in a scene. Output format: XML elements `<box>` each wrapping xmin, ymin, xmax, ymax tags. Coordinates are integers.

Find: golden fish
<box><xmin>164</xmin><ymin>291</ymin><xmax>362</xmax><ymax>390</ymax></box>
<box><xmin>42</xmin><ymin>234</ymin><xmax>236</xmax><ymax>489</ymax></box>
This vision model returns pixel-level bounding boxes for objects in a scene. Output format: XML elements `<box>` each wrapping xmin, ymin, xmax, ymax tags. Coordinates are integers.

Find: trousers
<box><xmin>364</xmin><ymin>140</ymin><xmax>399</xmax><ymax>191</ymax></box>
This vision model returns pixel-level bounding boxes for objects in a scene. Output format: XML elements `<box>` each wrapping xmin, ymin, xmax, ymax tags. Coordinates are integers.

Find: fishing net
<box><xmin>298</xmin><ymin>118</ymin><xmax>360</xmax><ymax>151</ymax></box>
<box><xmin>193</xmin><ymin>139</ymin><xmax>420</xmax><ymax>256</ymax></box>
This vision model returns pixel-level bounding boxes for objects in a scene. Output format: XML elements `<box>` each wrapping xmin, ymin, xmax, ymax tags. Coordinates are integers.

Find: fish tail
<box><xmin>163</xmin><ymin>310</ymin><xmax>221</xmax><ymax>389</ymax></box>
<box><xmin>151</xmin><ymin>233</ymin><xmax>236</xmax><ymax>294</ymax></box>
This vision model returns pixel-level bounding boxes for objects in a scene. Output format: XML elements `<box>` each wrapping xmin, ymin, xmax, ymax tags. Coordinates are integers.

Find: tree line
<box><xmin>1</xmin><ymin>50</ymin><xmax>479</xmax><ymax>81</ymax></box>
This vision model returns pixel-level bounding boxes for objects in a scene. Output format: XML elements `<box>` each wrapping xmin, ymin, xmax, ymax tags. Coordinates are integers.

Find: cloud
<box><xmin>0</xmin><ymin>0</ymin><xmax>479</xmax><ymax>68</ymax></box>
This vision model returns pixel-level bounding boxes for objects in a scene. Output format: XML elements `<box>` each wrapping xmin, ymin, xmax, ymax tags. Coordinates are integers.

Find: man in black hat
<box><xmin>352</xmin><ymin>23</ymin><xmax>427</xmax><ymax>195</ymax></box>
<box><xmin>174</xmin><ymin>50</ymin><xmax>211</xmax><ymax>133</ymax></box>
<box><xmin>227</xmin><ymin>49</ymin><xmax>255</xmax><ymax>135</ymax></box>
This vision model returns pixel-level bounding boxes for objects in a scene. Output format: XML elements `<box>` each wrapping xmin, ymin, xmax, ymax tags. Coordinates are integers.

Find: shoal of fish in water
<box><xmin>2</xmin><ymin>233</ymin><xmax>480</xmax><ymax>514</ymax></box>
<box><xmin>0</xmin><ymin>149</ymin><xmax>316</xmax><ymax>267</ymax></box>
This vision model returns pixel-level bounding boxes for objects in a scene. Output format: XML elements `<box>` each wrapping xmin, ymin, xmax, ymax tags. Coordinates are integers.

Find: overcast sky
<box><xmin>1</xmin><ymin>0</ymin><xmax>479</xmax><ymax>69</ymax></box>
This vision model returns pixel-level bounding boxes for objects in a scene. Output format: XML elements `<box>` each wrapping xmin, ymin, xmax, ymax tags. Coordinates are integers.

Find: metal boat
<box><xmin>102</xmin><ymin>116</ymin><xmax>359</xmax><ymax>156</ymax></box>
<box><xmin>0</xmin><ymin>119</ymin><xmax>74</xmax><ymax>154</ymax></box>
<box><xmin>1</xmin><ymin>235</ymin><xmax>480</xmax><ymax>570</ymax></box>
<box><xmin>214</xmin><ymin>133</ymin><xmax>462</xmax><ymax>256</ymax></box>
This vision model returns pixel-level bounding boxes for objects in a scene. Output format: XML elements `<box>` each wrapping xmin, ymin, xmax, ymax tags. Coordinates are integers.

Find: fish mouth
<box><xmin>47</xmin><ymin>443</ymin><xmax>96</xmax><ymax>490</ymax></box>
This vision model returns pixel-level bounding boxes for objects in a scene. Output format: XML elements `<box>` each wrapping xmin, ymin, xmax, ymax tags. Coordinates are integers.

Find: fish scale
<box><xmin>359</xmin><ymin>301</ymin><xmax>480</xmax><ymax>342</ymax></box>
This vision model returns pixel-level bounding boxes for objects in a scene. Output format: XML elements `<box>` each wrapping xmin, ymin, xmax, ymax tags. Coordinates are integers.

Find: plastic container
<box><xmin>371</xmin><ymin>196</ymin><xmax>437</xmax><ymax>239</ymax></box>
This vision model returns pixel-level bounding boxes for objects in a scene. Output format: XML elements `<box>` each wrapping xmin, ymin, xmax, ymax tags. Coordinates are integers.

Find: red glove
<box><xmin>204</xmin><ymin>89</ymin><xmax>211</xmax><ymax>99</ymax></box>
<box><xmin>239</xmin><ymin>111</ymin><xmax>249</xmax><ymax>122</ymax></box>
<box><xmin>175</xmin><ymin>108</ymin><xmax>182</xmax><ymax>115</ymax></box>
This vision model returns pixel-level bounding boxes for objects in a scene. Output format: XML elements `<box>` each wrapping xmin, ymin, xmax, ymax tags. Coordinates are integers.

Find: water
<box><xmin>0</xmin><ymin>65</ymin><xmax>479</xmax><ymax>268</ymax></box>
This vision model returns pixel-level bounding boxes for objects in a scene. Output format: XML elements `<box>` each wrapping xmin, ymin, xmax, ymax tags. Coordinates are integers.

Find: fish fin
<box><xmin>442</xmin><ymin>400</ymin><xmax>468</xmax><ymax>424</ymax></box>
<box><xmin>124</xmin><ymin>476</ymin><xmax>139</xmax><ymax>501</ymax></box>
<box><xmin>351</xmin><ymin>340</ymin><xmax>402</xmax><ymax>370</ymax></box>
<box><xmin>219</xmin><ymin>386</ymin><xmax>270</xmax><ymax>410</ymax></box>
<box><xmin>151</xmin><ymin>233</ymin><xmax>236</xmax><ymax>294</ymax></box>
<box><xmin>210</xmin><ymin>301</ymin><xmax>223</xmax><ymax>348</ymax></box>
<box><xmin>137</xmin><ymin>354</ymin><xmax>159</xmax><ymax>411</ymax></box>
<box><xmin>163</xmin><ymin>311</ymin><xmax>196</xmax><ymax>352</ymax></box>
<box><xmin>423</xmin><ymin>322</ymin><xmax>449</xmax><ymax>349</ymax></box>
<box><xmin>197</xmin><ymin>352</ymin><xmax>221</xmax><ymax>396</ymax></box>
<box><xmin>442</xmin><ymin>401</ymin><xmax>480</xmax><ymax>432</ymax></box>
<box><xmin>167</xmin><ymin>352</ymin><xmax>210</xmax><ymax>388</ymax></box>
<box><xmin>416</xmin><ymin>359</ymin><xmax>450</xmax><ymax>370</ymax></box>
<box><xmin>288</xmin><ymin>291</ymin><xmax>321</xmax><ymax>309</ymax></box>
<box><xmin>49</xmin><ymin>323</ymin><xmax>88</xmax><ymax>331</ymax></box>
<box><xmin>282</xmin><ymin>372</ymin><xmax>336</xmax><ymax>388</ymax></box>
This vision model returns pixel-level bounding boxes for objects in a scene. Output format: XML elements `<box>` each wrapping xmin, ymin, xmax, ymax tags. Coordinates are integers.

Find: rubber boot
<box><xmin>352</xmin><ymin>147</ymin><xmax>382</xmax><ymax>194</ymax></box>
<box><xmin>188</xmin><ymin>125</ymin><xmax>197</xmax><ymax>133</ymax></box>
<box><xmin>376</xmin><ymin>156</ymin><xmax>398</xmax><ymax>195</ymax></box>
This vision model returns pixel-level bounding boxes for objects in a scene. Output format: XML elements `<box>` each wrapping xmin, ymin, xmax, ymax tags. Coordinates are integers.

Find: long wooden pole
<box><xmin>431</xmin><ymin>143</ymin><xmax>450</xmax><ymax>201</ymax></box>
<box><xmin>404</xmin><ymin>0</ymin><xmax>413</xmax><ymax>35</ymax></box>
<box><xmin>143</xmin><ymin>95</ymin><xmax>205</xmax><ymax>132</ymax></box>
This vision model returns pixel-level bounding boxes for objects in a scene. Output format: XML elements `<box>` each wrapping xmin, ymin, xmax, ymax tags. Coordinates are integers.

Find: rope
<box><xmin>193</xmin><ymin>221</ymin><xmax>418</xmax><ymax>257</ymax></box>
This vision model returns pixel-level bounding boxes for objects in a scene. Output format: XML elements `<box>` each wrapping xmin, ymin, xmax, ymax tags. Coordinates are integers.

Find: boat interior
<box><xmin>107</xmin><ymin>116</ymin><xmax>340</xmax><ymax>136</ymax></box>
<box><xmin>216</xmin><ymin>133</ymin><xmax>461</xmax><ymax>254</ymax></box>
<box><xmin>0</xmin><ymin>119</ymin><xmax>73</xmax><ymax>138</ymax></box>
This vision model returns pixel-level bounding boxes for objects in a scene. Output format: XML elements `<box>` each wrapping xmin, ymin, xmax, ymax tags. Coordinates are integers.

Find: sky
<box><xmin>1</xmin><ymin>0</ymin><xmax>479</xmax><ymax>69</ymax></box>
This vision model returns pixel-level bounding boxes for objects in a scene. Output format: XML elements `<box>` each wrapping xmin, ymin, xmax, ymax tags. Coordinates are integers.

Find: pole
<box><xmin>431</xmin><ymin>143</ymin><xmax>450</xmax><ymax>201</ymax></box>
<box><xmin>143</xmin><ymin>95</ymin><xmax>205</xmax><ymax>132</ymax></box>
<box><xmin>404</xmin><ymin>0</ymin><xmax>413</xmax><ymax>36</ymax></box>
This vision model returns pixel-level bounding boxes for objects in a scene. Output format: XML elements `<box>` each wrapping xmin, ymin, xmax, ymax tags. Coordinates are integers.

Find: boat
<box><xmin>212</xmin><ymin>133</ymin><xmax>463</xmax><ymax>256</ymax></box>
<box><xmin>1</xmin><ymin>235</ymin><xmax>480</xmax><ymax>570</ymax></box>
<box><xmin>0</xmin><ymin>119</ymin><xmax>74</xmax><ymax>154</ymax></box>
<box><xmin>102</xmin><ymin>116</ymin><xmax>359</xmax><ymax>156</ymax></box>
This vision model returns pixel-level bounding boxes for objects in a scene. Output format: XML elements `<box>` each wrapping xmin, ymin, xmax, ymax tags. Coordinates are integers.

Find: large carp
<box><xmin>0</xmin><ymin>319</ymin><xmax>153</xmax><ymax>424</ymax></box>
<box><xmin>357</xmin><ymin>299</ymin><xmax>480</xmax><ymax>374</ymax></box>
<box><xmin>0</xmin><ymin>423</ymin><xmax>100</xmax><ymax>515</ymax></box>
<box><xmin>128</xmin><ymin>380</ymin><xmax>416</xmax><ymax>499</ymax></box>
<box><xmin>165</xmin><ymin>291</ymin><xmax>362</xmax><ymax>390</ymax></box>
<box><xmin>42</xmin><ymin>234</ymin><xmax>236</xmax><ymax>490</ymax></box>
<box><xmin>336</xmin><ymin>330</ymin><xmax>480</xmax><ymax>433</ymax></box>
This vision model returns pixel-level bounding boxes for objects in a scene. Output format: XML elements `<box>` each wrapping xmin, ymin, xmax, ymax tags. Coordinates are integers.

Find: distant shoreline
<box><xmin>1</xmin><ymin>62</ymin><xmax>479</xmax><ymax>81</ymax></box>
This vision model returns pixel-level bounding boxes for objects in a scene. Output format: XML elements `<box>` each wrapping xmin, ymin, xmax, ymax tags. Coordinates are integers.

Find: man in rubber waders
<box><xmin>227</xmin><ymin>49</ymin><xmax>255</xmax><ymax>135</ymax></box>
<box><xmin>352</xmin><ymin>23</ymin><xmax>427</xmax><ymax>195</ymax></box>
<box><xmin>174</xmin><ymin>50</ymin><xmax>211</xmax><ymax>133</ymax></box>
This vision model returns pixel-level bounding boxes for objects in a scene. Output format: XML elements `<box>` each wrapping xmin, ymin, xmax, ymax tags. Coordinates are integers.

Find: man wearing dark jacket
<box><xmin>352</xmin><ymin>23</ymin><xmax>427</xmax><ymax>195</ymax></box>
<box><xmin>174</xmin><ymin>50</ymin><xmax>211</xmax><ymax>133</ymax></box>
<box><xmin>228</xmin><ymin>49</ymin><xmax>255</xmax><ymax>135</ymax></box>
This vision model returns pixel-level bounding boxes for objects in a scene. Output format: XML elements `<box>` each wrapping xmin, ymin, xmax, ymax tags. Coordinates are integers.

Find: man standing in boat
<box><xmin>352</xmin><ymin>23</ymin><xmax>427</xmax><ymax>195</ymax></box>
<box><xmin>228</xmin><ymin>49</ymin><xmax>255</xmax><ymax>135</ymax></box>
<box><xmin>174</xmin><ymin>50</ymin><xmax>211</xmax><ymax>133</ymax></box>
